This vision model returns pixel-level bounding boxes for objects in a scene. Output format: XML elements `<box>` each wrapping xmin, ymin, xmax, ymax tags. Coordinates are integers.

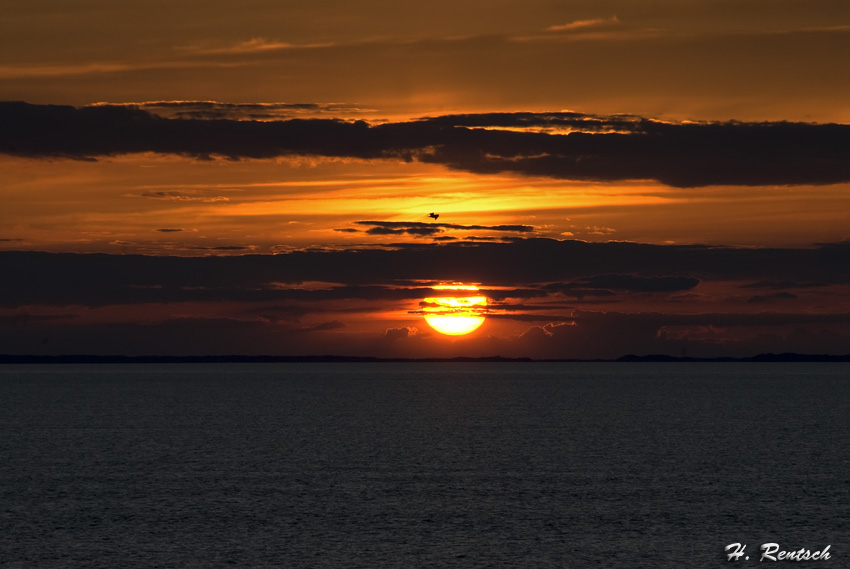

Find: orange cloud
<box><xmin>546</xmin><ymin>16</ymin><xmax>620</xmax><ymax>32</ymax></box>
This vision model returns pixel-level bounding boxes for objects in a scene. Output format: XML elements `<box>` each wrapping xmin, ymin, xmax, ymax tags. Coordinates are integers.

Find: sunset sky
<box><xmin>2</xmin><ymin>0</ymin><xmax>850</xmax><ymax>358</ymax></box>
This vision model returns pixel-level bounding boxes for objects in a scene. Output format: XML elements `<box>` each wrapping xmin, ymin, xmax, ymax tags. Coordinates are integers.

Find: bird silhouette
<box><xmin>428</xmin><ymin>213</ymin><xmax>439</xmax><ymax>220</ymax></box>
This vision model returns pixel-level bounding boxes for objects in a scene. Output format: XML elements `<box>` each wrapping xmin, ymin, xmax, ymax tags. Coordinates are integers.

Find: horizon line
<box><xmin>2</xmin><ymin>353</ymin><xmax>849</xmax><ymax>364</ymax></box>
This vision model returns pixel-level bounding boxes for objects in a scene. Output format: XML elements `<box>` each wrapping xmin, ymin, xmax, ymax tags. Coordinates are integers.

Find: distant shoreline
<box><xmin>1</xmin><ymin>353</ymin><xmax>849</xmax><ymax>364</ymax></box>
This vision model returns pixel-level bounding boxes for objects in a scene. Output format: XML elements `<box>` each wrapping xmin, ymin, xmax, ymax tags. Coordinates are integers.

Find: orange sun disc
<box><xmin>423</xmin><ymin>284</ymin><xmax>487</xmax><ymax>335</ymax></box>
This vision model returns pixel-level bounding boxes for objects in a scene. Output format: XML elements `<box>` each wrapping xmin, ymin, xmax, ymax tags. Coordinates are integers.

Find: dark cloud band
<box><xmin>3</xmin><ymin>102</ymin><xmax>849</xmax><ymax>187</ymax></box>
<box><xmin>2</xmin><ymin>239</ymin><xmax>849</xmax><ymax>306</ymax></box>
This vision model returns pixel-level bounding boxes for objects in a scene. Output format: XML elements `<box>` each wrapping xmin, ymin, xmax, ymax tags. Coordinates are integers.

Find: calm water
<box><xmin>1</xmin><ymin>363</ymin><xmax>847</xmax><ymax>568</ymax></box>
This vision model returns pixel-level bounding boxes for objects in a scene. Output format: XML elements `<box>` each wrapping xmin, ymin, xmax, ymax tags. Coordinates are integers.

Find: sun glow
<box><xmin>423</xmin><ymin>284</ymin><xmax>487</xmax><ymax>335</ymax></box>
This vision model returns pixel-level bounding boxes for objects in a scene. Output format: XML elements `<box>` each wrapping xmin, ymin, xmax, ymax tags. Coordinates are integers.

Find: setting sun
<box><xmin>423</xmin><ymin>284</ymin><xmax>488</xmax><ymax>336</ymax></box>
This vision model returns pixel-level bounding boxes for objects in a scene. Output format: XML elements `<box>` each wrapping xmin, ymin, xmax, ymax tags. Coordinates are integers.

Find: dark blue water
<box><xmin>1</xmin><ymin>363</ymin><xmax>847</xmax><ymax>568</ymax></box>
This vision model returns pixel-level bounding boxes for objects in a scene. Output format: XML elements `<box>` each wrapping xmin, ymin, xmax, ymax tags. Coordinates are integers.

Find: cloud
<box><xmin>0</xmin><ymin>313</ymin><xmax>78</xmax><ymax>325</ymax></box>
<box><xmin>747</xmin><ymin>292</ymin><xmax>798</xmax><ymax>303</ymax></box>
<box><xmin>576</xmin><ymin>274</ymin><xmax>700</xmax><ymax>293</ymax></box>
<box><xmin>195</xmin><ymin>38</ymin><xmax>298</xmax><ymax>54</ymax></box>
<box><xmin>187</xmin><ymin>245</ymin><xmax>257</xmax><ymax>251</ymax></box>
<box><xmin>365</xmin><ymin>225</ymin><xmax>441</xmax><ymax>237</ymax></box>
<box><xmin>740</xmin><ymin>280</ymin><xmax>827</xmax><ymax>289</ymax></box>
<box><xmin>519</xmin><ymin>15</ymin><xmax>659</xmax><ymax>43</ymax></box>
<box><xmin>186</xmin><ymin>38</ymin><xmax>334</xmax><ymax>56</ymax></box>
<box><xmin>488</xmin><ymin>302</ymin><xmax>575</xmax><ymax>312</ymax></box>
<box><xmin>508</xmin><ymin>309</ymin><xmax>850</xmax><ymax>359</ymax></box>
<box><xmin>2</xmin><ymin>239</ymin><xmax>850</xmax><ymax>307</ymax></box>
<box><xmin>299</xmin><ymin>320</ymin><xmax>346</xmax><ymax>332</ymax></box>
<box><xmin>245</xmin><ymin>305</ymin><xmax>311</xmax><ymax>324</ymax></box>
<box><xmin>384</xmin><ymin>326</ymin><xmax>418</xmax><ymax>340</ymax></box>
<box><xmin>350</xmin><ymin>220</ymin><xmax>535</xmax><ymax>237</ymax></box>
<box><xmin>2</xmin><ymin>239</ymin><xmax>849</xmax><ymax>358</ymax></box>
<box><xmin>572</xmin><ymin>309</ymin><xmax>850</xmax><ymax>329</ymax></box>
<box><xmin>156</xmin><ymin>228</ymin><xmax>184</xmax><ymax>233</ymax></box>
<box><xmin>546</xmin><ymin>16</ymin><xmax>621</xmax><ymax>33</ymax></box>
<box><xmin>410</xmin><ymin>111</ymin><xmax>648</xmax><ymax>132</ymax></box>
<box><xmin>135</xmin><ymin>191</ymin><xmax>230</xmax><ymax>202</ymax></box>
<box><xmin>95</xmin><ymin>100</ymin><xmax>370</xmax><ymax>121</ymax></box>
<box><xmin>542</xmin><ymin>284</ymin><xmax>618</xmax><ymax>299</ymax></box>
<box><xmin>584</xmin><ymin>226</ymin><xmax>617</xmax><ymax>236</ymax></box>
<box><xmin>487</xmin><ymin>313</ymin><xmax>575</xmax><ymax>322</ymax></box>
<box><xmin>0</xmin><ymin>62</ymin><xmax>142</xmax><ymax>80</ymax></box>
<box><xmin>416</xmin><ymin>116</ymin><xmax>850</xmax><ymax>187</ymax></box>
<box><xmin>4</xmin><ymin>103</ymin><xmax>850</xmax><ymax>187</ymax></box>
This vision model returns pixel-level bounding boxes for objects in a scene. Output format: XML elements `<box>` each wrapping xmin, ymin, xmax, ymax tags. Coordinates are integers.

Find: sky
<box><xmin>2</xmin><ymin>0</ymin><xmax>850</xmax><ymax>358</ymax></box>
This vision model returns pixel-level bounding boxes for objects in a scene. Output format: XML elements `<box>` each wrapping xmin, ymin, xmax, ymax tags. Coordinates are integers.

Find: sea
<box><xmin>1</xmin><ymin>363</ymin><xmax>847</xmax><ymax>568</ymax></box>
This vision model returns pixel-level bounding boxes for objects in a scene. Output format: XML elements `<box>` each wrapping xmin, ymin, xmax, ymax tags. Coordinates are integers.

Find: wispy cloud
<box><xmin>546</xmin><ymin>16</ymin><xmax>620</xmax><ymax>33</ymax></box>
<box><xmin>0</xmin><ymin>60</ymin><xmax>243</xmax><ymax>80</ymax></box>
<box><xmin>184</xmin><ymin>37</ymin><xmax>335</xmax><ymax>55</ymax></box>
<box><xmin>102</xmin><ymin>101</ymin><xmax>372</xmax><ymax>121</ymax></box>
<box><xmin>132</xmin><ymin>191</ymin><xmax>230</xmax><ymax>203</ymax></box>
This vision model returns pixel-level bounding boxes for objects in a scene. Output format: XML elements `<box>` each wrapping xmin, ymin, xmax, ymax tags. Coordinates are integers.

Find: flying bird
<box><xmin>428</xmin><ymin>213</ymin><xmax>439</xmax><ymax>220</ymax></box>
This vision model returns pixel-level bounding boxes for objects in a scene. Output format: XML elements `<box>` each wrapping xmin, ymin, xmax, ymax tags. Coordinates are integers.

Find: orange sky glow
<box><xmin>2</xmin><ymin>0</ymin><xmax>850</xmax><ymax>358</ymax></box>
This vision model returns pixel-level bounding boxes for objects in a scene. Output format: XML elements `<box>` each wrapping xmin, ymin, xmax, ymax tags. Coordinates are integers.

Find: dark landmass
<box><xmin>1</xmin><ymin>353</ymin><xmax>849</xmax><ymax>364</ymax></box>
<box><xmin>614</xmin><ymin>353</ymin><xmax>850</xmax><ymax>363</ymax></box>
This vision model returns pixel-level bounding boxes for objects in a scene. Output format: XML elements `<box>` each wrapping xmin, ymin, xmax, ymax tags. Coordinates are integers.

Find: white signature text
<box><xmin>725</xmin><ymin>542</ymin><xmax>832</xmax><ymax>562</ymax></box>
